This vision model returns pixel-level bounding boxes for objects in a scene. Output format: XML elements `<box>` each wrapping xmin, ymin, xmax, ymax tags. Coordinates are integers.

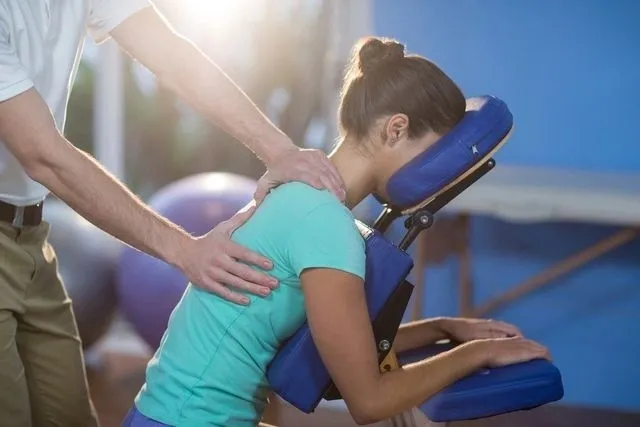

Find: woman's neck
<box><xmin>328</xmin><ymin>139</ymin><xmax>376</xmax><ymax>209</ymax></box>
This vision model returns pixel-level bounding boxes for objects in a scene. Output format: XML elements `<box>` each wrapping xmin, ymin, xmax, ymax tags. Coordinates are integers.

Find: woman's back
<box><xmin>134</xmin><ymin>182</ymin><xmax>366</xmax><ymax>426</ymax></box>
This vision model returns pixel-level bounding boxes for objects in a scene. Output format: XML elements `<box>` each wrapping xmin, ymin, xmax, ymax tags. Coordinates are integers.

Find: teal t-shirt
<box><xmin>134</xmin><ymin>182</ymin><xmax>366</xmax><ymax>426</ymax></box>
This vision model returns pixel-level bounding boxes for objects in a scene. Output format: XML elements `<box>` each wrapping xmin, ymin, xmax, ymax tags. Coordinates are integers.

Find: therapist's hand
<box><xmin>254</xmin><ymin>147</ymin><xmax>346</xmax><ymax>205</ymax></box>
<box><xmin>181</xmin><ymin>202</ymin><xmax>278</xmax><ymax>305</ymax></box>
<box><xmin>441</xmin><ymin>317</ymin><xmax>523</xmax><ymax>342</ymax></box>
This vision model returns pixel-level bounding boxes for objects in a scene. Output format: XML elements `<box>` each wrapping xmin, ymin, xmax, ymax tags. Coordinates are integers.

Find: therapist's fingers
<box><xmin>224</xmin><ymin>252</ymin><xmax>279</xmax><ymax>289</ymax></box>
<box><xmin>299</xmin><ymin>171</ymin><xmax>329</xmax><ymax>192</ymax></box>
<box><xmin>196</xmin><ymin>255</ymin><xmax>275</xmax><ymax>304</ymax></box>
<box><xmin>296</xmin><ymin>168</ymin><xmax>344</xmax><ymax>202</ymax></box>
<box><xmin>314</xmin><ymin>150</ymin><xmax>346</xmax><ymax>199</ymax></box>
<box><xmin>224</xmin><ymin>238</ymin><xmax>274</xmax><ymax>272</ymax></box>
<box><xmin>203</xmin><ymin>279</ymin><xmax>251</xmax><ymax>305</ymax></box>
<box><xmin>307</xmin><ymin>151</ymin><xmax>346</xmax><ymax>201</ymax></box>
<box><xmin>209</xmin><ymin>267</ymin><xmax>273</xmax><ymax>299</ymax></box>
<box><xmin>266</xmin><ymin>149</ymin><xmax>346</xmax><ymax>201</ymax></box>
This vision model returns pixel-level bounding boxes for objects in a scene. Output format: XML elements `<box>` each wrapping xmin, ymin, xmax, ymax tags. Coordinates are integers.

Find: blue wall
<box><xmin>372</xmin><ymin>0</ymin><xmax>640</xmax><ymax>411</ymax></box>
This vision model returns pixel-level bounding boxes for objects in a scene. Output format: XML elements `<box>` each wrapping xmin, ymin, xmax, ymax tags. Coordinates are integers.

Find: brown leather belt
<box><xmin>0</xmin><ymin>200</ymin><xmax>44</xmax><ymax>227</ymax></box>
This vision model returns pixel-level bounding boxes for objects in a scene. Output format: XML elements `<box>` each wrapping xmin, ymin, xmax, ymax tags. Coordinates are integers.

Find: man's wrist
<box><xmin>257</xmin><ymin>134</ymin><xmax>297</xmax><ymax>167</ymax></box>
<box><xmin>157</xmin><ymin>227</ymin><xmax>196</xmax><ymax>271</ymax></box>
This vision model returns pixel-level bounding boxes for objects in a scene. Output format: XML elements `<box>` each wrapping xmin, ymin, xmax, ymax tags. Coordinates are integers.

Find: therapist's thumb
<box><xmin>219</xmin><ymin>201</ymin><xmax>257</xmax><ymax>236</ymax></box>
<box><xmin>253</xmin><ymin>181</ymin><xmax>270</xmax><ymax>206</ymax></box>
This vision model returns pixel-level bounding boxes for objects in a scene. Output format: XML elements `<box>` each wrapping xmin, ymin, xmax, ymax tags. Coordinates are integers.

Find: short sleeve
<box><xmin>87</xmin><ymin>0</ymin><xmax>151</xmax><ymax>43</ymax></box>
<box><xmin>287</xmin><ymin>202</ymin><xmax>366</xmax><ymax>280</ymax></box>
<box><xmin>0</xmin><ymin>35</ymin><xmax>33</xmax><ymax>102</ymax></box>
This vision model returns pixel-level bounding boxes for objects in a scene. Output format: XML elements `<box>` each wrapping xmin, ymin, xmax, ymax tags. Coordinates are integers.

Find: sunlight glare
<box><xmin>183</xmin><ymin>0</ymin><xmax>250</xmax><ymax>31</ymax></box>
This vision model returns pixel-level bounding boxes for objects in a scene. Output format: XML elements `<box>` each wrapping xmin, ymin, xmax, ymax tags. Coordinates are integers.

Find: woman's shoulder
<box><xmin>265</xmin><ymin>182</ymin><xmax>350</xmax><ymax>219</ymax></box>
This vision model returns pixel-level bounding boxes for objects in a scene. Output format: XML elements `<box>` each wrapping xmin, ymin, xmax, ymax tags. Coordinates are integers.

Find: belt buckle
<box><xmin>12</xmin><ymin>206</ymin><xmax>25</xmax><ymax>228</ymax></box>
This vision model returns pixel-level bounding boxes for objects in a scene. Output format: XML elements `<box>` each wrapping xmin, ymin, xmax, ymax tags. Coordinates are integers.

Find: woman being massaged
<box><xmin>124</xmin><ymin>37</ymin><xmax>550</xmax><ymax>427</ymax></box>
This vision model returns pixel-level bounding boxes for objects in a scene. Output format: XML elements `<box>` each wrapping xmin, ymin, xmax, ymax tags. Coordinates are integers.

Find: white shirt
<box><xmin>0</xmin><ymin>0</ymin><xmax>149</xmax><ymax>206</ymax></box>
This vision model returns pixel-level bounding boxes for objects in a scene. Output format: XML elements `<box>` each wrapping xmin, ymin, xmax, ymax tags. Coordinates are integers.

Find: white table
<box><xmin>439</xmin><ymin>165</ymin><xmax>640</xmax><ymax>316</ymax></box>
<box><xmin>444</xmin><ymin>165</ymin><xmax>640</xmax><ymax>226</ymax></box>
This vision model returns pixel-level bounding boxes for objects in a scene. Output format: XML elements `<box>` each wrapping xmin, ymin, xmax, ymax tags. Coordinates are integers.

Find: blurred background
<box><xmin>52</xmin><ymin>0</ymin><xmax>639</xmax><ymax>426</ymax></box>
<box><xmin>70</xmin><ymin>0</ymin><xmax>363</xmax><ymax>197</ymax></box>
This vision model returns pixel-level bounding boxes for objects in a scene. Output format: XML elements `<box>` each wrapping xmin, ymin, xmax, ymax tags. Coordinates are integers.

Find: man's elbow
<box><xmin>18</xmin><ymin>139</ymin><xmax>65</xmax><ymax>184</ymax></box>
<box><xmin>20</xmin><ymin>151</ymin><xmax>50</xmax><ymax>180</ymax></box>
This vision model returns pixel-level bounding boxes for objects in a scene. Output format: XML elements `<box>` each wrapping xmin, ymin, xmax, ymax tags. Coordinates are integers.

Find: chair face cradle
<box><xmin>266</xmin><ymin>96</ymin><xmax>564</xmax><ymax>421</ymax></box>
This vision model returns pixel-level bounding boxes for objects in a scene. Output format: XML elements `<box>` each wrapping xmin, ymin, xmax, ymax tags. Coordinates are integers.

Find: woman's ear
<box><xmin>382</xmin><ymin>114</ymin><xmax>409</xmax><ymax>147</ymax></box>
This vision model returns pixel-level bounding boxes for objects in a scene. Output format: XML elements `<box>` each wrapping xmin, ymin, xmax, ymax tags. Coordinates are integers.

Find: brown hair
<box><xmin>338</xmin><ymin>37</ymin><xmax>466</xmax><ymax>140</ymax></box>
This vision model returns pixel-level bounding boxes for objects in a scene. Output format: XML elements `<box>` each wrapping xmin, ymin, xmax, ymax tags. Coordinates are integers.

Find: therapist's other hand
<box><xmin>181</xmin><ymin>202</ymin><xmax>278</xmax><ymax>305</ymax></box>
<box><xmin>442</xmin><ymin>317</ymin><xmax>523</xmax><ymax>342</ymax></box>
<box><xmin>254</xmin><ymin>147</ymin><xmax>346</xmax><ymax>204</ymax></box>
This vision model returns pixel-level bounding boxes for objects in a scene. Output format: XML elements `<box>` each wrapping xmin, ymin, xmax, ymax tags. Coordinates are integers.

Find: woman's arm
<box><xmin>302</xmin><ymin>269</ymin><xmax>550</xmax><ymax>424</ymax></box>
<box><xmin>301</xmin><ymin>269</ymin><xmax>488</xmax><ymax>425</ymax></box>
<box><xmin>394</xmin><ymin>317</ymin><xmax>525</xmax><ymax>353</ymax></box>
<box><xmin>393</xmin><ymin>318</ymin><xmax>450</xmax><ymax>353</ymax></box>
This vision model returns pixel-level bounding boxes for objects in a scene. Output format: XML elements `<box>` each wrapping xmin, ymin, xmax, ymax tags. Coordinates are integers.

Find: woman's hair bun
<box><xmin>357</xmin><ymin>37</ymin><xmax>405</xmax><ymax>74</ymax></box>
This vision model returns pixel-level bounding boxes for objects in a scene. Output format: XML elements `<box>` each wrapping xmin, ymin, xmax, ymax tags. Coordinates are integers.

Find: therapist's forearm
<box><xmin>29</xmin><ymin>136</ymin><xmax>193</xmax><ymax>268</ymax></box>
<box><xmin>160</xmin><ymin>36</ymin><xmax>293</xmax><ymax>165</ymax></box>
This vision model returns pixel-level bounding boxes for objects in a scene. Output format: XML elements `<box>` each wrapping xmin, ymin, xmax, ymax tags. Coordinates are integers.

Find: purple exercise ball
<box><xmin>116</xmin><ymin>172</ymin><xmax>257</xmax><ymax>350</ymax></box>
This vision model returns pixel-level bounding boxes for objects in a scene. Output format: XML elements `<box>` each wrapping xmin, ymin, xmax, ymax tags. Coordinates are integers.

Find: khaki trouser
<box><xmin>0</xmin><ymin>220</ymin><xmax>99</xmax><ymax>427</ymax></box>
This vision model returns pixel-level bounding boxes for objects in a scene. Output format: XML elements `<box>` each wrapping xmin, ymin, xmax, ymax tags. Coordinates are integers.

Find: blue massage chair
<box><xmin>267</xmin><ymin>96</ymin><xmax>564</xmax><ymax>424</ymax></box>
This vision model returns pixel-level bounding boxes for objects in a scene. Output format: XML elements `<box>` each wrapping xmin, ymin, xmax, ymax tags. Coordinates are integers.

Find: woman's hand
<box><xmin>468</xmin><ymin>336</ymin><xmax>551</xmax><ymax>368</ymax></box>
<box><xmin>441</xmin><ymin>317</ymin><xmax>523</xmax><ymax>342</ymax></box>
